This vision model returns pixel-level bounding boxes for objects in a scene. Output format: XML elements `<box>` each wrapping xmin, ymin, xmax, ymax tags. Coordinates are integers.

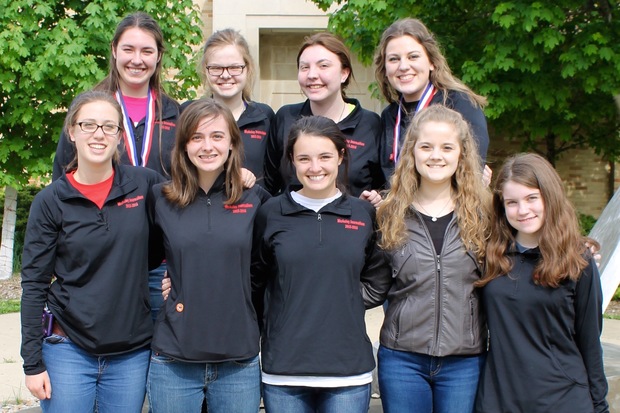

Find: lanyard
<box><xmin>116</xmin><ymin>89</ymin><xmax>156</xmax><ymax>167</ymax></box>
<box><xmin>391</xmin><ymin>83</ymin><xmax>437</xmax><ymax>164</ymax></box>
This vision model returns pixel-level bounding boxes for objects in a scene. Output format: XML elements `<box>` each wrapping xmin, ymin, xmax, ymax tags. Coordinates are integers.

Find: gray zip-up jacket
<box><xmin>367</xmin><ymin>209</ymin><xmax>486</xmax><ymax>356</ymax></box>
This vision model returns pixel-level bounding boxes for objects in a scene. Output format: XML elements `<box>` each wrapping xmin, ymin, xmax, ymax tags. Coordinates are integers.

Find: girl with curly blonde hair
<box><xmin>372</xmin><ymin>105</ymin><xmax>491</xmax><ymax>413</ymax></box>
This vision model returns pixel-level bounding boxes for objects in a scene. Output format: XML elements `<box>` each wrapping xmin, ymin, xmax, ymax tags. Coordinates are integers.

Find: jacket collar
<box><xmin>280</xmin><ymin>185</ymin><xmax>352</xmax><ymax>217</ymax></box>
<box><xmin>299</xmin><ymin>98</ymin><xmax>364</xmax><ymax>132</ymax></box>
<box><xmin>56</xmin><ymin>164</ymin><xmax>139</xmax><ymax>203</ymax></box>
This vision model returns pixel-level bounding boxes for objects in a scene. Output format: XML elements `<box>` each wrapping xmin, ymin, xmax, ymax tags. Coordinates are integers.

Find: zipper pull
<box><xmin>317</xmin><ymin>213</ymin><xmax>322</xmax><ymax>221</ymax></box>
<box><xmin>436</xmin><ymin>254</ymin><xmax>441</xmax><ymax>272</ymax></box>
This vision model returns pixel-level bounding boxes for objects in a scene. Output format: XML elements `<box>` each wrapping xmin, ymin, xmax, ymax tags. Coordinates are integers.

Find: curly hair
<box><xmin>377</xmin><ymin>105</ymin><xmax>490</xmax><ymax>261</ymax></box>
<box><xmin>374</xmin><ymin>18</ymin><xmax>486</xmax><ymax>107</ymax></box>
<box><xmin>163</xmin><ymin>99</ymin><xmax>244</xmax><ymax>207</ymax></box>
<box><xmin>478</xmin><ymin>153</ymin><xmax>592</xmax><ymax>287</ymax></box>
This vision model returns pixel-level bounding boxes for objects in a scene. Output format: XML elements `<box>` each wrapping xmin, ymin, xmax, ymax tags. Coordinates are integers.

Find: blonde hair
<box><xmin>378</xmin><ymin>105</ymin><xmax>490</xmax><ymax>261</ymax></box>
<box><xmin>199</xmin><ymin>28</ymin><xmax>255</xmax><ymax>101</ymax></box>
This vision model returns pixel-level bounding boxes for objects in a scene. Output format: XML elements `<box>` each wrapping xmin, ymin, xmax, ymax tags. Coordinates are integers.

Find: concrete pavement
<box><xmin>2</xmin><ymin>308</ymin><xmax>619</xmax><ymax>412</ymax></box>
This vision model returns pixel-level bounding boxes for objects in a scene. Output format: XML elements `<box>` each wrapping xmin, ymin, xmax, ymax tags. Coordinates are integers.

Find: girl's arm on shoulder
<box><xmin>574</xmin><ymin>257</ymin><xmax>609</xmax><ymax>413</ymax></box>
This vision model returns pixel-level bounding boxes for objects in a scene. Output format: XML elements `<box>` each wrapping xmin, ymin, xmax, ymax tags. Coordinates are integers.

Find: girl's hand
<box><xmin>26</xmin><ymin>371</ymin><xmax>51</xmax><ymax>400</ymax></box>
<box><xmin>360</xmin><ymin>190</ymin><xmax>383</xmax><ymax>209</ymax></box>
<box><xmin>162</xmin><ymin>274</ymin><xmax>171</xmax><ymax>301</ymax></box>
<box><xmin>241</xmin><ymin>168</ymin><xmax>256</xmax><ymax>188</ymax></box>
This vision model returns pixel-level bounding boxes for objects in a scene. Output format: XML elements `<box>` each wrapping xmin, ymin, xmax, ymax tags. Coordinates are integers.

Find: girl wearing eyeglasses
<box><xmin>21</xmin><ymin>90</ymin><xmax>164</xmax><ymax>413</ymax></box>
<box><xmin>183</xmin><ymin>28</ymin><xmax>275</xmax><ymax>187</ymax></box>
<box><xmin>50</xmin><ymin>12</ymin><xmax>180</xmax><ymax>324</ymax></box>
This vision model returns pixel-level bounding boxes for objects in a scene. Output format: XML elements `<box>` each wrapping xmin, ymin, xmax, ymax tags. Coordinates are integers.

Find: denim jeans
<box><xmin>147</xmin><ymin>353</ymin><xmax>260</xmax><ymax>413</ymax></box>
<box><xmin>378</xmin><ymin>346</ymin><xmax>485</xmax><ymax>413</ymax></box>
<box><xmin>41</xmin><ymin>335</ymin><xmax>149</xmax><ymax>413</ymax></box>
<box><xmin>148</xmin><ymin>262</ymin><xmax>167</xmax><ymax>323</ymax></box>
<box><xmin>262</xmin><ymin>383</ymin><xmax>371</xmax><ymax>413</ymax></box>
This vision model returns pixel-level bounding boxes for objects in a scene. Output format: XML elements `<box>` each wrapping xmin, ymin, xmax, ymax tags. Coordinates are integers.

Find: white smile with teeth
<box><xmin>128</xmin><ymin>68</ymin><xmax>144</xmax><ymax>74</ymax></box>
<box><xmin>399</xmin><ymin>74</ymin><xmax>414</xmax><ymax>81</ymax></box>
<box><xmin>89</xmin><ymin>144</ymin><xmax>106</xmax><ymax>150</ymax></box>
<box><xmin>308</xmin><ymin>85</ymin><xmax>323</xmax><ymax>89</ymax></box>
<box><xmin>308</xmin><ymin>175</ymin><xmax>326</xmax><ymax>181</ymax></box>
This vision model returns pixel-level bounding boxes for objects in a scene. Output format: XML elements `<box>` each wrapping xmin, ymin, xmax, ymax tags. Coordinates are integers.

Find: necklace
<box><xmin>337</xmin><ymin>101</ymin><xmax>347</xmax><ymax>122</ymax></box>
<box><xmin>415</xmin><ymin>195</ymin><xmax>453</xmax><ymax>222</ymax></box>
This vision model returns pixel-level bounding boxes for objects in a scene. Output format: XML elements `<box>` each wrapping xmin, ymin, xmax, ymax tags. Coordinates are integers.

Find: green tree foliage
<box><xmin>0</xmin><ymin>0</ymin><xmax>203</xmax><ymax>187</ymax></box>
<box><xmin>312</xmin><ymin>0</ymin><xmax>620</xmax><ymax>165</ymax></box>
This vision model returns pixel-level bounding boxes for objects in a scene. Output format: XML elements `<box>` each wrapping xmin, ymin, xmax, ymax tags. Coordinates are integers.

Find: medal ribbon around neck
<box><xmin>392</xmin><ymin>83</ymin><xmax>437</xmax><ymax>164</ymax></box>
<box><xmin>116</xmin><ymin>89</ymin><xmax>156</xmax><ymax>167</ymax></box>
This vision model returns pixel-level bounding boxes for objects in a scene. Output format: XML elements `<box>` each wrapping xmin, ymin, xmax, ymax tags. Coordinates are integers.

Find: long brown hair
<box><xmin>374</xmin><ymin>18</ymin><xmax>486</xmax><ymax>107</ymax></box>
<box><xmin>199</xmin><ymin>28</ymin><xmax>256</xmax><ymax>102</ymax></box>
<box><xmin>478</xmin><ymin>153</ymin><xmax>592</xmax><ymax>287</ymax></box>
<box><xmin>162</xmin><ymin>99</ymin><xmax>244</xmax><ymax>207</ymax></box>
<box><xmin>377</xmin><ymin>105</ymin><xmax>490</xmax><ymax>261</ymax></box>
<box><xmin>297</xmin><ymin>32</ymin><xmax>354</xmax><ymax>100</ymax></box>
<box><xmin>94</xmin><ymin>12</ymin><xmax>169</xmax><ymax>174</ymax></box>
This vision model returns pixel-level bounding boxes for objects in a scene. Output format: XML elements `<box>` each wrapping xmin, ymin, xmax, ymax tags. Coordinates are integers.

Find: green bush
<box><xmin>578</xmin><ymin>212</ymin><xmax>597</xmax><ymax>236</ymax></box>
<box><xmin>0</xmin><ymin>185</ymin><xmax>43</xmax><ymax>273</ymax></box>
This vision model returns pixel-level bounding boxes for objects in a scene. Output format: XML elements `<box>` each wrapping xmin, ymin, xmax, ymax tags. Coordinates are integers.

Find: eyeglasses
<box><xmin>206</xmin><ymin>65</ymin><xmax>246</xmax><ymax>76</ymax></box>
<box><xmin>76</xmin><ymin>122</ymin><xmax>122</xmax><ymax>135</ymax></box>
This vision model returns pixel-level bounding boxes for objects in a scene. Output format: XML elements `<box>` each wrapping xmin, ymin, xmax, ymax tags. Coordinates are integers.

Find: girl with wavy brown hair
<box><xmin>475</xmin><ymin>153</ymin><xmax>608</xmax><ymax>413</ymax></box>
<box><xmin>374</xmin><ymin>18</ymin><xmax>489</xmax><ymax>180</ymax></box>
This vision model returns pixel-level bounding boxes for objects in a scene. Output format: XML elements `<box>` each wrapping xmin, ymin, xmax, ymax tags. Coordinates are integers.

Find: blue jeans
<box><xmin>378</xmin><ymin>346</ymin><xmax>485</xmax><ymax>413</ymax></box>
<box><xmin>147</xmin><ymin>353</ymin><xmax>260</xmax><ymax>413</ymax></box>
<box><xmin>149</xmin><ymin>262</ymin><xmax>166</xmax><ymax>323</ymax></box>
<box><xmin>41</xmin><ymin>334</ymin><xmax>149</xmax><ymax>413</ymax></box>
<box><xmin>262</xmin><ymin>383</ymin><xmax>371</xmax><ymax>413</ymax></box>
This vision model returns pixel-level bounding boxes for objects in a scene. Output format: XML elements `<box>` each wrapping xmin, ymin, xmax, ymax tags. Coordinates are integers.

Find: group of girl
<box><xmin>20</xmin><ymin>10</ymin><xmax>608</xmax><ymax>413</ymax></box>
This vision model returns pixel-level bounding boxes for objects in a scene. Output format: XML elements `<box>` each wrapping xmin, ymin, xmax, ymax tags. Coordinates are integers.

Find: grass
<box><xmin>0</xmin><ymin>300</ymin><xmax>20</xmax><ymax>315</ymax></box>
<box><xmin>604</xmin><ymin>313</ymin><xmax>620</xmax><ymax>320</ymax></box>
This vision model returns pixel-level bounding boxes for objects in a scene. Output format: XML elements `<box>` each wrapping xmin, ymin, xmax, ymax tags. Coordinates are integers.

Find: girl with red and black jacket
<box><xmin>21</xmin><ymin>90</ymin><xmax>164</xmax><ymax>413</ymax></box>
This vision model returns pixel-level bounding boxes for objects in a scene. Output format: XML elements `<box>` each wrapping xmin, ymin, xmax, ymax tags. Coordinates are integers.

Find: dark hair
<box><xmin>286</xmin><ymin>115</ymin><xmax>349</xmax><ymax>193</ymax></box>
<box><xmin>63</xmin><ymin>90</ymin><xmax>123</xmax><ymax>170</ymax></box>
<box><xmin>199</xmin><ymin>28</ymin><xmax>255</xmax><ymax>101</ymax></box>
<box><xmin>374</xmin><ymin>18</ymin><xmax>486</xmax><ymax>107</ymax></box>
<box><xmin>163</xmin><ymin>99</ymin><xmax>244</xmax><ymax>207</ymax></box>
<box><xmin>94</xmin><ymin>12</ymin><xmax>169</xmax><ymax>173</ymax></box>
<box><xmin>296</xmin><ymin>32</ymin><xmax>354</xmax><ymax>99</ymax></box>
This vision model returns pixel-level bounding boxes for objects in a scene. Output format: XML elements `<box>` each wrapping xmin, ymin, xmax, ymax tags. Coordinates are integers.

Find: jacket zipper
<box><xmin>433</xmin><ymin>253</ymin><xmax>441</xmax><ymax>353</ymax></box>
<box><xmin>470</xmin><ymin>298</ymin><xmax>475</xmax><ymax>345</ymax></box>
<box><xmin>206</xmin><ymin>198</ymin><xmax>212</xmax><ymax>232</ymax></box>
<box><xmin>317</xmin><ymin>213</ymin><xmax>322</xmax><ymax>245</ymax></box>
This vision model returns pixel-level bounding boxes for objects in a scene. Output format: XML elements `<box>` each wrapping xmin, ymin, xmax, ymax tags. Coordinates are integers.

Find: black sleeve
<box><xmin>52</xmin><ymin>131</ymin><xmax>75</xmax><ymax>181</ymax></box>
<box><xmin>20</xmin><ymin>191</ymin><xmax>58</xmax><ymax>375</ymax></box>
<box><xmin>250</xmin><ymin>204</ymin><xmax>275</xmax><ymax>332</ymax></box>
<box><xmin>263</xmin><ymin>112</ymin><xmax>285</xmax><ymax>195</ymax></box>
<box><xmin>574</xmin><ymin>257</ymin><xmax>609</xmax><ymax>413</ymax></box>
<box><xmin>359</xmin><ymin>210</ymin><xmax>392</xmax><ymax>308</ymax></box>
<box><xmin>147</xmin><ymin>184</ymin><xmax>165</xmax><ymax>271</ymax></box>
<box><xmin>369</xmin><ymin>116</ymin><xmax>387</xmax><ymax>191</ymax></box>
<box><xmin>448</xmin><ymin>92</ymin><xmax>489</xmax><ymax>164</ymax></box>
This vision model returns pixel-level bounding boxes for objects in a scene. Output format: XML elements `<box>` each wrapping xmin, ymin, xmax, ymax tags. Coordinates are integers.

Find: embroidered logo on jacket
<box><xmin>346</xmin><ymin>139</ymin><xmax>366</xmax><ymax>150</ymax></box>
<box><xmin>117</xmin><ymin>195</ymin><xmax>144</xmax><ymax>209</ymax></box>
<box><xmin>337</xmin><ymin>218</ymin><xmax>366</xmax><ymax>231</ymax></box>
<box><xmin>244</xmin><ymin>129</ymin><xmax>267</xmax><ymax>141</ymax></box>
<box><xmin>154</xmin><ymin>120</ymin><xmax>176</xmax><ymax>131</ymax></box>
<box><xmin>224</xmin><ymin>203</ymin><xmax>254</xmax><ymax>214</ymax></box>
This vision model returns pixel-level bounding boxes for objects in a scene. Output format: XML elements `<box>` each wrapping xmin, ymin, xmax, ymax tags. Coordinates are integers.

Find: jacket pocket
<box><xmin>469</xmin><ymin>294</ymin><xmax>479</xmax><ymax>346</ymax></box>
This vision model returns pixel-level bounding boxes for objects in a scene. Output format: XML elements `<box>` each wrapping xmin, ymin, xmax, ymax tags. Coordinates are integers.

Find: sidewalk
<box><xmin>2</xmin><ymin>309</ymin><xmax>619</xmax><ymax>412</ymax></box>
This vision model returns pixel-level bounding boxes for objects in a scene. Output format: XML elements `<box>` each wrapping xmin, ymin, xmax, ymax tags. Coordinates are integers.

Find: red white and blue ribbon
<box><xmin>391</xmin><ymin>83</ymin><xmax>437</xmax><ymax>164</ymax></box>
<box><xmin>116</xmin><ymin>89</ymin><xmax>156</xmax><ymax>167</ymax></box>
